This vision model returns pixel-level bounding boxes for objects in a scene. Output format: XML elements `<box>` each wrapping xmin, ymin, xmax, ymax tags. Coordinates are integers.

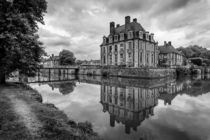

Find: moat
<box><xmin>23</xmin><ymin>72</ymin><xmax>210</xmax><ymax>140</ymax></box>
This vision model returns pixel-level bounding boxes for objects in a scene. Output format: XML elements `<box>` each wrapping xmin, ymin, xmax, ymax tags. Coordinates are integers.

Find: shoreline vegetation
<box><xmin>0</xmin><ymin>83</ymin><xmax>101</xmax><ymax>140</ymax></box>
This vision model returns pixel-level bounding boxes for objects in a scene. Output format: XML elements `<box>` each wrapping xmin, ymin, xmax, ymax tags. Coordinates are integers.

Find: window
<box><xmin>115</xmin><ymin>45</ymin><xmax>118</xmax><ymax>52</ymax></box>
<box><xmin>129</xmin><ymin>42</ymin><xmax>132</xmax><ymax>50</ymax></box>
<box><xmin>109</xmin><ymin>36</ymin><xmax>113</xmax><ymax>43</ymax></box>
<box><xmin>115</xmin><ymin>55</ymin><xmax>117</xmax><ymax>65</ymax></box>
<box><xmin>143</xmin><ymin>34</ymin><xmax>146</xmax><ymax>40</ymax></box>
<box><xmin>110</xmin><ymin>56</ymin><xmax>112</xmax><ymax>65</ymax></box>
<box><xmin>120</xmin><ymin>54</ymin><xmax>123</xmax><ymax>59</ymax></box>
<box><xmin>103</xmin><ymin>38</ymin><xmax>106</xmax><ymax>43</ymax></box>
<box><xmin>104</xmin><ymin>56</ymin><xmax>106</xmax><ymax>64</ymax></box>
<box><xmin>109</xmin><ymin>46</ymin><xmax>112</xmax><ymax>53</ymax></box>
<box><xmin>140</xmin><ymin>52</ymin><xmax>143</xmax><ymax>63</ymax></box>
<box><xmin>139</xmin><ymin>31</ymin><xmax>143</xmax><ymax>39</ymax></box>
<box><xmin>146</xmin><ymin>33</ymin><xmax>149</xmax><ymax>40</ymax></box>
<box><xmin>151</xmin><ymin>53</ymin><xmax>154</xmax><ymax>64</ymax></box>
<box><xmin>128</xmin><ymin>31</ymin><xmax>133</xmax><ymax>39</ymax></box>
<box><xmin>120</xmin><ymin>44</ymin><xmax>124</xmax><ymax>48</ymax></box>
<box><xmin>146</xmin><ymin>53</ymin><xmax>149</xmax><ymax>63</ymax></box>
<box><xmin>120</xmin><ymin>33</ymin><xmax>124</xmax><ymax>40</ymax></box>
<box><xmin>114</xmin><ymin>35</ymin><xmax>118</xmax><ymax>42</ymax></box>
<box><xmin>103</xmin><ymin>47</ymin><xmax>106</xmax><ymax>53</ymax></box>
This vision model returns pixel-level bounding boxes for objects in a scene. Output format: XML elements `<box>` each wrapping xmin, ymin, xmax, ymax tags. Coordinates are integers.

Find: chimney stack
<box><xmin>110</xmin><ymin>22</ymin><xmax>115</xmax><ymax>34</ymax></box>
<box><xmin>117</xmin><ymin>24</ymin><xmax>120</xmax><ymax>27</ymax></box>
<box><xmin>164</xmin><ymin>41</ymin><xmax>167</xmax><ymax>46</ymax></box>
<box><xmin>133</xmin><ymin>18</ymin><xmax>137</xmax><ymax>22</ymax></box>
<box><xmin>168</xmin><ymin>41</ymin><xmax>172</xmax><ymax>46</ymax></box>
<box><xmin>125</xmin><ymin>16</ymin><xmax>130</xmax><ymax>24</ymax></box>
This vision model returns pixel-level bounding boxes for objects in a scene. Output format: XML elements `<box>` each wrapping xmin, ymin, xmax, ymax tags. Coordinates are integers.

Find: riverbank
<box><xmin>0</xmin><ymin>83</ymin><xmax>100</xmax><ymax>140</ymax></box>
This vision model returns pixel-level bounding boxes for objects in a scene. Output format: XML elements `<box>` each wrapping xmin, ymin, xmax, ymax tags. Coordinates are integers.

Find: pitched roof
<box><xmin>159</xmin><ymin>44</ymin><xmax>181</xmax><ymax>55</ymax></box>
<box><xmin>114</xmin><ymin>21</ymin><xmax>146</xmax><ymax>34</ymax></box>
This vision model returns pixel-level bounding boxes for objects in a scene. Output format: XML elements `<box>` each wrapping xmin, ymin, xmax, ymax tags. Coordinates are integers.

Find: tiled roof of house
<box><xmin>115</xmin><ymin>21</ymin><xmax>146</xmax><ymax>34</ymax></box>
<box><xmin>159</xmin><ymin>43</ymin><xmax>182</xmax><ymax>55</ymax></box>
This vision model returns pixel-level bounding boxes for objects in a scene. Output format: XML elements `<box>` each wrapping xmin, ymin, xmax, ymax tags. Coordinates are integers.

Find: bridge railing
<box><xmin>41</xmin><ymin>65</ymin><xmax>79</xmax><ymax>69</ymax></box>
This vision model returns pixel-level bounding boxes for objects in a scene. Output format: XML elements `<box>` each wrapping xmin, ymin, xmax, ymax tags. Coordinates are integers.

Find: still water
<box><xmin>28</xmin><ymin>72</ymin><xmax>210</xmax><ymax>140</ymax></box>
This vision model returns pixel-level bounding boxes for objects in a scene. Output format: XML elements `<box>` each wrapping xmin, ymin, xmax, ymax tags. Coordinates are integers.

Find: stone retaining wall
<box><xmin>78</xmin><ymin>66</ymin><xmax>176</xmax><ymax>78</ymax></box>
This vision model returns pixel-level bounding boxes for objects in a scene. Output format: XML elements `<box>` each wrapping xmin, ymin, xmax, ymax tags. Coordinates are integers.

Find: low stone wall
<box><xmin>78</xmin><ymin>66</ymin><xmax>176</xmax><ymax>78</ymax></box>
<box><xmin>78</xmin><ymin>75</ymin><xmax>175</xmax><ymax>88</ymax></box>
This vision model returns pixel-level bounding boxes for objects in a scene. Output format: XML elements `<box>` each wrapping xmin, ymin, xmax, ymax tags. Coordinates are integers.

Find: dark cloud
<box><xmin>103</xmin><ymin>0</ymin><xmax>154</xmax><ymax>13</ymax></box>
<box><xmin>151</xmin><ymin>0</ymin><xmax>197</xmax><ymax>16</ymax></box>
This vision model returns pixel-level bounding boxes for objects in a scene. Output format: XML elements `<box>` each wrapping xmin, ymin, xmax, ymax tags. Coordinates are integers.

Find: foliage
<box><xmin>58</xmin><ymin>82</ymin><xmax>76</xmax><ymax>95</ymax></box>
<box><xmin>190</xmin><ymin>59</ymin><xmax>202</xmax><ymax>66</ymax></box>
<box><xmin>0</xmin><ymin>0</ymin><xmax>47</xmax><ymax>83</ymax></box>
<box><xmin>59</xmin><ymin>50</ymin><xmax>76</xmax><ymax>65</ymax></box>
<box><xmin>76</xmin><ymin>60</ymin><xmax>83</xmax><ymax>65</ymax></box>
<box><xmin>177</xmin><ymin>45</ymin><xmax>210</xmax><ymax>59</ymax></box>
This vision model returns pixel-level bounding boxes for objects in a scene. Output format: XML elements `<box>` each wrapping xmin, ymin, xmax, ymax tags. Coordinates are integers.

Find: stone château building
<box><xmin>100</xmin><ymin>16</ymin><xmax>159</xmax><ymax>67</ymax></box>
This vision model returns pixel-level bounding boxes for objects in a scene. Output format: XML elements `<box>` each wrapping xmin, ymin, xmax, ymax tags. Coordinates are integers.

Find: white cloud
<box><xmin>38</xmin><ymin>0</ymin><xmax>210</xmax><ymax>60</ymax></box>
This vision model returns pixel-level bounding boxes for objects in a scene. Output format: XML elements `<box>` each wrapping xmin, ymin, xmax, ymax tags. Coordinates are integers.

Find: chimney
<box><xmin>168</xmin><ymin>41</ymin><xmax>172</xmax><ymax>46</ymax></box>
<box><xmin>164</xmin><ymin>41</ymin><xmax>167</xmax><ymax>46</ymax></box>
<box><xmin>110</xmin><ymin>22</ymin><xmax>115</xmax><ymax>34</ymax></box>
<box><xmin>133</xmin><ymin>18</ymin><xmax>137</xmax><ymax>22</ymax></box>
<box><xmin>117</xmin><ymin>24</ymin><xmax>120</xmax><ymax>27</ymax></box>
<box><xmin>125</xmin><ymin>16</ymin><xmax>130</xmax><ymax>24</ymax></box>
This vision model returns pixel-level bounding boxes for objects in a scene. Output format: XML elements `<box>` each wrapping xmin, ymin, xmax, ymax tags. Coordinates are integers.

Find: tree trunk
<box><xmin>0</xmin><ymin>74</ymin><xmax>6</xmax><ymax>84</ymax></box>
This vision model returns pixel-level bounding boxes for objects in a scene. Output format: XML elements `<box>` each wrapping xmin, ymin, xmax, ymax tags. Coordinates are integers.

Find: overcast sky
<box><xmin>38</xmin><ymin>0</ymin><xmax>210</xmax><ymax>60</ymax></box>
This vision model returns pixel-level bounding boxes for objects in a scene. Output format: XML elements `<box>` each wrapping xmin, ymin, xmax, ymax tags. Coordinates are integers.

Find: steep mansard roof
<box><xmin>114</xmin><ymin>21</ymin><xmax>146</xmax><ymax>34</ymax></box>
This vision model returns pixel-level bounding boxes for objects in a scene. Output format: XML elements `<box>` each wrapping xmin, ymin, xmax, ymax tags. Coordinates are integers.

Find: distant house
<box><xmin>43</xmin><ymin>54</ymin><xmax>59</xmax><ymax>67</ymax></box>
<box><xmin>159</xmin><ymin>41</ymin><xmax>185</xmax><ymax>68</ymax></box>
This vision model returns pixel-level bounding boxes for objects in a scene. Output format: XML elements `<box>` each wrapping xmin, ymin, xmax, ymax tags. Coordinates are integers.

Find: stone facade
<box><xmin>100</xmin><ymin>16</ymin><xmax>159</xmax><ymax>68</ymax></box>
<box><xmin>159</xmin><ymin>41</ymin><xmax>184</xmax><ymax>68</ymax></box>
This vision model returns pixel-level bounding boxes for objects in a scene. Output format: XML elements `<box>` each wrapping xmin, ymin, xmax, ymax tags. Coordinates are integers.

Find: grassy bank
<box><xmin>0</xmin><ymin>83</ymin><xmax>101</xmax><ymax>140</ymax></box>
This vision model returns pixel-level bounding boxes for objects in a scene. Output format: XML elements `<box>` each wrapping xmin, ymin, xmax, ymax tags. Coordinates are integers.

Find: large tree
<box><xmin>0</xmin><ymin>0</ymin><xmax>47</xmax><ymax>83</ymax></box>
<box><xmin>59</xmin><ymin>50</ymin><xmax>76</xmax><ymax>65</ymax></box>
<box><xmin>177</xmin><ymin>45</ymin><xmax>210</xmax><ymax>59</ymax></box>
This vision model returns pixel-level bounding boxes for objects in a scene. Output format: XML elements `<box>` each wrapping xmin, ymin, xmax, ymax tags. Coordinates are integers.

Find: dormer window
<box><xmin>128</xmin><ymin>31</ymin><xmax>133</xmax><ymax>39</ymax></box>
<box><xmin>114</xmin><ymin>35</ymin><xmax>118</xmax><ymax>42</ymax></box>
<box><xmin>120</xmin><ymin>33</ymin><xmax>124</xmax><ymax>41</ymax></box>
<box><xmin>150</xmin><ymin>33</ymin><xmax>154</xmax><ymax>42</ymax></box>
<box><xmin>149</xmin><ymin>35</ymin><xmax>151</xmax><ymax>41</ymax></box>
<box><xmin>109</xmin><ymin>36</ymin><xmax>113</xmax><ymax>43</ymax></box>
<box><xmin>146</xmin><ymin>32</ymin><xmax>149</xmax><ymax>40</ymax></box>
<box><xmin>103</xmin><ymin>37</ymin><xmax>107</xmax><ymax>44</ymax></box>
<box><xmin>143</xmin><ymin>34</ymin><xmax>146</xmax><ymax>40</ymax></box>
<box><xmin>139</xmin><ymin>31</ymin><xmax>143</xmax><ymax>39</ymax></box>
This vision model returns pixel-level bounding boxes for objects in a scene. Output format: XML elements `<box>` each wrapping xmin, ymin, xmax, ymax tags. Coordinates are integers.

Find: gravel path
<box><xmin>6</xmin><ymin>89</ymin><xmax>43</xmax><ymax>138</ymax></box>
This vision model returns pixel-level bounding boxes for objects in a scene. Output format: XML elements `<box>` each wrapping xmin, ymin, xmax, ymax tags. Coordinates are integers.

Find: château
<box><xmin>100</xmin><ymin>16</ymin><xmax>159</xmax><ymax>67</ymax></box>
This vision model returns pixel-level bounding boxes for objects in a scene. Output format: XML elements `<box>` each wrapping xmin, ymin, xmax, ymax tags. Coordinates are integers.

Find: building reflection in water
<box><xmin>98</xmin><ymin>75</ymin><xmax>195</xmax><ymax>134</ymax></box>
<box><xmin>100</xmin><ymin>85</ymin><xmax>159</xmax><ymax>134</ymax></box>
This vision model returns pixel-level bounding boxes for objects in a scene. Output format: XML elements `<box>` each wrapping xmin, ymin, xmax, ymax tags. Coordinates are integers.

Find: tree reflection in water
<box><xmin>48</xmin><ymin>82</ymin><xmax>76</xmax><ymax>95</ymax></box>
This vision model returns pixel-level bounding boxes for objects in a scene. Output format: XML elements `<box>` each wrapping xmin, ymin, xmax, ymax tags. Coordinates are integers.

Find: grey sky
<box><xmin>38</xmin><ymin>0</ymin><xmax>210</xmax><ymax>60</ymax></box>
